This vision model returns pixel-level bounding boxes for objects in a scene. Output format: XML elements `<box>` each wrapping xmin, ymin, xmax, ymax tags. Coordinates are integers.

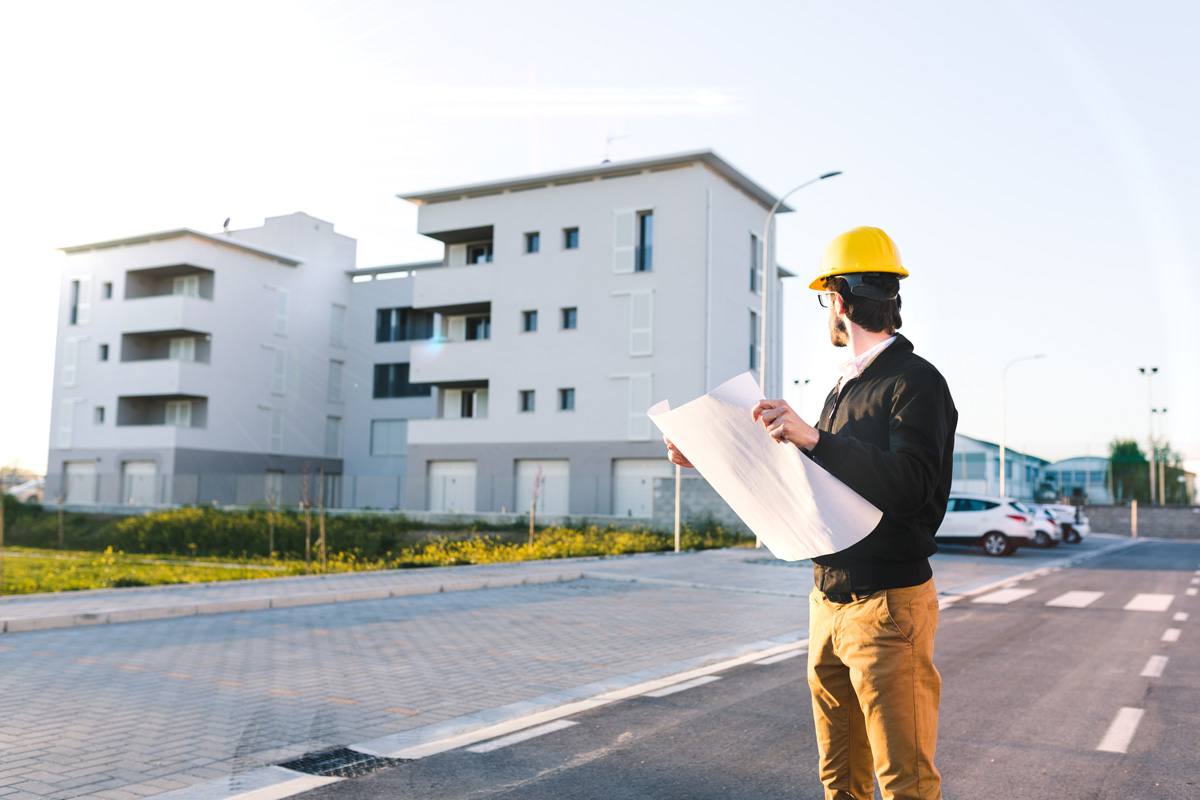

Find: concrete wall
<box><xmin>651</xmin><ymin>473</ymin><xmax>750</xmax><ymax>535</ymax></box>
<box><xmin>1086</xmin><ymin>504</ymin><xmax>1200</xmax><ymax>539</ymax></box>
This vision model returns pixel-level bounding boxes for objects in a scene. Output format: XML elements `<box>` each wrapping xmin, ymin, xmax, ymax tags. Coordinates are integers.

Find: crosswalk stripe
<box><xmin>1162</xmin><ymin>628</ymin><xmax>1181</xmax><ymax>643</ymax></box>
<box><xmin>1190</xmin><ymin>577</ymin><xmax>1200</xmax><ymax>585</ymax></box>
<box><xmin>1141</xmin><ymin>655</ymin><xmax>1168</xmax><ymax>678</ymax></box>
<box><xmin>1174</xmin><ymin>612</ymin><xmax>1189</xmax><ymax>622</ymax></box>
<box><xmin>645</xmin><ymin>675</ymin><xmax>722</xmax><ymax>698</ymax></box>
<box><xmin>1046</xmin><ymin>591</ymin><xmax>1103</xmax><ymax>608</ymax></box>
<box><xmin>755</xmin><ymin>651</ymin><xmax>803</xmax><ymax>665</ymax></box>
<box><xmin>465</xmin><ymin>720</ymin><xmax>578</xmax><ymax>753</ymax></box>
<box><xmin>1124</xmin><ymin>594</ymin><xmax>1174</xmax><ymax>611</ymax></box>
<box><xmin>972</xmin><ymin>588</ymin><xmax>1037</xmax><ymax>605</ymax></box>
<box><xmin>1187</xmin><ymin>588</ymin><xmax>1198</xmax><ymax>597</ymax></box>
<box><xmin>1097</xmin><ymin>707</ymin><xmax>1144</xmax><ymax>754</ymax></box>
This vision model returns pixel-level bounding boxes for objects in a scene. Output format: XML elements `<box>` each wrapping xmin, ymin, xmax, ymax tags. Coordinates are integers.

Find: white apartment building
<box><xmin>46</xmin><ymin>151</ymin><xmax>792</xmax><ymax>518</ymax></box>
<box><xmin>47</xmin><ymin>213</ymin><xmax>355</xmax><ymax>506</ymax></box>
<box><xmin>370</xmin><ymin>150</ymin><xmax>791</xmax><ymax>517</ymax></box>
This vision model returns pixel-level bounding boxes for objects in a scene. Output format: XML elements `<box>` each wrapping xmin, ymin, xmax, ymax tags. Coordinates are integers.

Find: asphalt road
<box><xmin>299</xmin><ymin>539</ymin><xmax>1200</xmax><ymax>800</ymax></box>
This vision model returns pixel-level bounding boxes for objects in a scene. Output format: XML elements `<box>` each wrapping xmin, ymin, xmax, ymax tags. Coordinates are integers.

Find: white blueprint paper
<box><xmin>647</xmin><ymin>370</ymin><xmax>882</xmax><ymax>561</ymax></box>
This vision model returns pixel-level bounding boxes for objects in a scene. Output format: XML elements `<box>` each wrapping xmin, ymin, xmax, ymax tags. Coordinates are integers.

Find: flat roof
<box><xmin>346</xmin><ymin>260</ymin><xmax>443</xmax><ymax>277</ymax></box>
<box><xmin>60</xmin><ymin>229</ymin><xmax>302</xmax><ymax>266</ymax></box>
<box><xmin>956</xmin><ymin>433</ymin><xmax>1049</xmax><ymax>464</ymax></box>
<box><xmin>398</xmin><ymin>150</ymin><xmax>793</xmax><ymax>212</ymax></box>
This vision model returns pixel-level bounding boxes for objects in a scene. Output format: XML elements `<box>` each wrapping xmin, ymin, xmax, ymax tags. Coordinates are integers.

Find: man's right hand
<box><xmin>663</xmin><ymin>435</ymin><xmax>694</xmax><ymax>468</ymax></box>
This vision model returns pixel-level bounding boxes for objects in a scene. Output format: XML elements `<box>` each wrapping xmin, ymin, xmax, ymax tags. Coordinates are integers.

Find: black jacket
<box><xmin>804</xmin><ymin>333</ymin><xmax>958</xmax><ymax>593</ymax></box>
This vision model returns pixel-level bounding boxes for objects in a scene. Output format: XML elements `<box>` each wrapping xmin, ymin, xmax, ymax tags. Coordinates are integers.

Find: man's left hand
<box><xmin>751</xmin><ymin>399</ymin><xmax>819</xmax><ymax>450</ymax></box>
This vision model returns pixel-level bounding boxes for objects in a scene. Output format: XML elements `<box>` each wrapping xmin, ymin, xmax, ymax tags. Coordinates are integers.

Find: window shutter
<box><xmin>273</xmin><ymin>288</ymin><xmax>289</xmax><ymax>335</ymax></box>
<box><xmin>476</xmin><ymin>388</ymin><xmax>488</xmax><ymax>418</ymax></box>
<box><xmin>630</xmin><ymin>290</ymin><xmax>653</xmax><ymax>355</ymax></box>
<box><xmin>447</xmin><ymin>315</ymin><xmax>466</xmax><ymax>342</ymax></box>
<box><xmin>627</xmin><ymin>374</ymin><xmax>652</xmax><ymax>440</ymax></box>
<box><xmin>271</xmin><ymin>348</ymin><xmax>287</xmax><ymax>395</ymax></box>
<box><xmin>612</xmin><ymin>210</ymin><xmax>636</xmax><ymax>273</ymax></box>
<box><xmin>268</xmin><ymin>409</ymin><xmax>284</xmax><ymax>453</ymax></box>
<box><xmin>444</xmin><ymin>388</ymin><xmax>462</xmax><ymax>419</ymax></box>
<box><xmin>58</xmin><ymin>399</ymin><xmax>75</xmax><ymax>447</ymax></box>
<box><xmin>62</xmin><ymin>337</ymin><xmax>79</xmax><ymax>387</ymax></box>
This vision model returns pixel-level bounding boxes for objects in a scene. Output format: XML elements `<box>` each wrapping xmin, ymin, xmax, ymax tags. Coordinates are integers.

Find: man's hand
<box><xmin>751</xmin><ymin>399</ymin><xmax>820</xmax><ymax>450</ymax></box>
<box><xmin>662</xmin><ymin>435</ymin><xmax>694</xmax><ymax>468</ymax></box>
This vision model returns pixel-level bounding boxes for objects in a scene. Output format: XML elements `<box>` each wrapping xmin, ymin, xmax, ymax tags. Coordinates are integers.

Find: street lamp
<box><xmin>1000</xmin><ymin>353</ymin><xmax>1045</xmax><ymax>497</ymax></box>
<box><xmin>1153</xmin><ymin>407</ymin><xmax>1168</xmax><ymax>505</ymax></box>
<box><xmin>1138</xmin><ymin>366</ymin><xmax>1159</xmax><ymax>505</ymax></box>
<box><xmin>758</xmin><ymin>170</ymin><xmax>842</xmax><ymax>398</ymax></box>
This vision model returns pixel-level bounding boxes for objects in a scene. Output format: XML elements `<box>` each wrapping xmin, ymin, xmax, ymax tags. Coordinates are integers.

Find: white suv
<box><xmin>1044</xmin><ymin>503</ymin><xmax>1090</xmax><ymax>543</ymax></box>
<box><xmin>1026</xmin><ymin>504</ymin><xmax>1063</xmax><ymax>548</ymax></box>
<box><xmin>937</xmin><ymin>494</ymin><xmax>1037</xmax><ymax>556</ymax></box>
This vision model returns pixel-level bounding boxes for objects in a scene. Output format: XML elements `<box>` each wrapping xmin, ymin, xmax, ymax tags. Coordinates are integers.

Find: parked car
<box><xmin>937</xmin><ymin>493</ymin><xmax>1036</xmax><ymax>556</ymax></box>
<box><xmin>1044</xmin><ymin>503</ymin><xmax>1090</xmax><ymax>543</ymax></box>
<box><xmin>1026</xmin><ymin>504</ymin><xmax>1062</xmax><ymax>548</ymax></box>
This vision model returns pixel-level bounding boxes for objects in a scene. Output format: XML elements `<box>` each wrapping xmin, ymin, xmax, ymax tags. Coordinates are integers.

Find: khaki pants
<box><xmin>806</xmin><ymin>577</ymin><xmax>942</xmax><ymax>800</ymax></box>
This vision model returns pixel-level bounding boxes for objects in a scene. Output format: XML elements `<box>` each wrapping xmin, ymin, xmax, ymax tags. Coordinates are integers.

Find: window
<box><xmin>749</xmin><ymin>310</ymin><xmax>759</xmax><ymax>371</ymax></box>
<box><xmin>558</xmin><ymin>387</ymin><xmax>575</xmax><ymax>411</ymax></box>
<box><xmin>750</xmin><ymin>233</ymin><xmax>761</xmax><ymax>293</ymax></box>
<box><xmin>272</xmin><ymin>287</ymin><xmax>288</xmax><ymax>335</ymax></box>
<box><xmin>173</xmin><ymin>275</ymin><xmax>200</xmax><ymax>297</ymax></box>
<box><xmin>519</xmin><ymin>389</ymin><xmax>535</xmax><ymax>412</ymax></box>
<box><xmin>1089</xmin><ymin>470</ymin><xmax>1105</xmax><ymax>483</ymax></box>
<box><xmin>98</xmin><ymin>343</ymin><xmax>109</xmax><ymax>362</ymax></box>
<box><xmin>94</xmin><ymin>406</ymin><xmax>105</xmax><ymax>424</ymax></box>
<box><xmin>268</xmin><ymin>409</ymin><xmax>284</xmax><ymax>453</ymax></box>
<box><xmin>1073</xmin><ymin>470</ymin><xmax>1087</xmax><ymax>484</ymax></box>
<box><xmin>629</xmin><ymin>291</ymin><xmax>652</xmax><ymax>355</ymax></box>
<box><xmin>1045</xmin><ymin>471</ymin><xmax>1059</xmax><ymax>483</ymax></box>
<box><xmin>636</xmin><ymin>210</ymin><xmax>653</xmax><ymax>271</ymax></box>
<box><xmin>270</xmin><ymin>347</ymin><xmax>287</xmax><ymax>395</ymax></box>
<box><xmin>465</xmin><ymin>315</ymin><xmax>491</xmax><ymax>340</ymax></box>
<box><xmin>954</xmin><ymin>453</ymin><xmax>986</xmax><ymax>480</ymax></box>
<box><xmin>564</xmin><ymin>227</ymin><xmax>579</xmax><ymax>249</ymax></box>
<box><xmin>561</xmin><ymin>307</ymin><xmax>577</xmax><ymax>330</ymax></box>
<box><xmin>370</xmin><ymin>419</ymin><xmax>407</xmax><ymax>456</ymax></box>
<box><xmin>522</xmin><ymin>309</ymin><xmax>538</xmax><ymax>332</ymax></box>
<box><xmin>327</xmin><ymin>360</ymin><xmax>344</xmax><ymax>403</ymax></box>
<box><xmin>373</xmin><ymin>362</ymin><xmax>432</xmax><ymax>398</ymax></box>
<box><xmin>461</xmin><ymin>389</ymin><xmax>479</xmax><ymax>418</ymax></box>
<box><xmin>68</xmin><ymin>278</ymin><xmax>91</xmax><ymax>325</ymax></box>
<box><xmin>330</xmin><ymin>303</ymin><xmax>347</xmax><ymax>347</ymax></box>
<box><xmin>525</xmin><ymin>232</ymin><xmax>540</xmax><ymax>254</ymax></box>
<box><xmin>376</xmin><ymin>307</ymin><xmax>434</xmax><ymax>342</ymax></box>
<box><xmin>169</xmin><ymin>336</ymin><xmax>195</xmax><ymax>361</ymax></box>
<box><xmin>324</xmin><ymin>416</ymin><xmax>342</xmax><ymax>457</ymax></box>
<box><xmin>466</xmin><ymin>242</ymin><xmax>493</xmax><ymax>264</ymax></box>
<box><xmin>165</xmin><ymin>400</ymin><xmax>192</xmax><ymax>427</ymax></box>
<box><xmin>102</xmin><ymin>282</ymin><xmax>113</xmax><ymax>299</ymax></box>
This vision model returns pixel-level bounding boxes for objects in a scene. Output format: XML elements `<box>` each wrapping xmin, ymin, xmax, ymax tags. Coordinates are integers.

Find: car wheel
<box><xmin>1063</xmin><ymin>526</ymin><xmax>1080</xmax><ymax>544</ymax></box>
<box><xmin>982</xmin><ymin>531</ymin><xmax>1012</xmax><ymax>556</ymax></box>
<box><xmin>1034</xmin><ymin>531</ymin><xmax>1050</xmax><ymax>547</ymax></box>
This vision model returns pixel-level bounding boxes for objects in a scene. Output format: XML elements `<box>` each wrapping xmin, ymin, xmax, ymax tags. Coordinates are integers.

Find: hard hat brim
<box><xmin>808</xmin><ymin>265</ymin><xmax>910</xmax><ymax>291</ymax></box>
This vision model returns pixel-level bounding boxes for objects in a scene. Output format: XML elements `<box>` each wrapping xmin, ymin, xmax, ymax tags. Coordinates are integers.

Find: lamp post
<box><xmin>1153</xmin><ymin>407</ymin><xmax>1168</xmax><ymax>505</ymax></box>
<box><xmin>1000</xmin><ymin>353</ymin><xmax>1045</xmax><ymax>497</ymax></box>
<box><xmin>1138</xmin><ymin>367</ymin><xmax>1159</xmax><ymax>505</ymax></box>
<box><xmin>758</xmin><ymin>171</ymin><xmax>842</xmax><ymax>398</ymax></box>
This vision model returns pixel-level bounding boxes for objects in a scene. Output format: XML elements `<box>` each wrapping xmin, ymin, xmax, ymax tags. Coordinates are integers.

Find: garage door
<box><xmin>122</xmin><ymin>460</ymin><xmax>158</xmax><ymax>506</ymax></box>
<box><xmin>612</xmin><ymin>458</ymin><xmax>675</xmax><ymax>518</ymax></box>
<box><xmin>515</xmin><ymin>459</ymin><xmax>569</xmax><ymax>516</ymax></box>
<box><xmin>428</xmin><ymin>460</ymin><xmax>476</xmax><ymax>512</ymax></box>
<box><xmin>63</xmin><ymin>461</ymin><xmax>97</xmax><ymax>504</ymax></box>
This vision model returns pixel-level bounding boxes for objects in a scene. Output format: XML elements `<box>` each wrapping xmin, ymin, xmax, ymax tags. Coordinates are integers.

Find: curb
<box><xmin>0</xmin><ymin>572</ymin><xmax>585</xmax><ymax>634</ymax></box>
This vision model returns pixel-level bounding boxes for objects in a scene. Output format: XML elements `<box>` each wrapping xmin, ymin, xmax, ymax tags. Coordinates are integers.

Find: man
<box><xmin>664</xmin><ymin>226</ymin><xmax>957</xmax><ymax>800</ymax></box>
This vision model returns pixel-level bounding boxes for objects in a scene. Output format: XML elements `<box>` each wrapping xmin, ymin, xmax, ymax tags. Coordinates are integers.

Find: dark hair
<box><xmin>826</xmin><ymin>274</ymin><xmax>902</xmax><ymax>333</ymax></box>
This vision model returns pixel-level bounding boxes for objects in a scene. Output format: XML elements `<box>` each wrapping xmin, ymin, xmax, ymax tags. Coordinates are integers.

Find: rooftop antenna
<box><xmin>222</xmin><ymin>217</ymin><xmax>231</xmax><ymax>233</ymax></box>
<box><xmin>602</xmin><ymin>133</ymin><xmax>629</xmax><ymax>163</ymax></box>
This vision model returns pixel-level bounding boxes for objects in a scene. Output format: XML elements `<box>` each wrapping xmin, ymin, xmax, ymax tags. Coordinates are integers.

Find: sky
<box><xmin>1</xmin><ymin>0</ymin><xmax>1197</xmax><ymax>477</ymax></box>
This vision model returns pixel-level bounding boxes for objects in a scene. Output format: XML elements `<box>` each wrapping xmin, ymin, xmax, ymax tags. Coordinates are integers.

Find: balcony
<box><xmin>116</xmin><ymin>394</ymin><xmax>208</xmax><ymax>428</ymax></box>
<box><xmin>411</xmin><ymin>263</ymin><xmax>495</xmax><ymax>312</ymax></box>
<box><xmin>120</xmin><ymin>294</ymin><xmax>216</xmax><ymax>334</ymax></box>
<box><xmin>410</xmin><ymin>337</ymin><xmax>494</xmax><ymax>384</ymax></box>
<box><xmin>121</xmin><ymin>330</ymin><xmax>211</xmax><ymax>364</ymax></box>
<box><xmin>116</xmin><ymin>359</ymin><xmax>211</xmax><ymax>397</ymax></box>
<box><xmin>125</xmin><ymin>265</ymin><xmax>214</xmax><ymax>300</ymax></box>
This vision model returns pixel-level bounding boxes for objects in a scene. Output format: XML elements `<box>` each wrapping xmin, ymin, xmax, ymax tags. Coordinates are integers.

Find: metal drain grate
<box><xmin>279</xmin><ymin>746</ymin><xmax>409</xmax><ymax>778</ymax></box>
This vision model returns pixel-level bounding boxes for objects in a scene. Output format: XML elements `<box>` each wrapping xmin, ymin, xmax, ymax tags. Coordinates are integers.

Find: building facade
<box><xmin>47</xmin><ymin>151</ymin><xmax>791</xmax><ymax>518</ymax></box>
<box><xmin>47</xmin><ymin>213</ymin><xmax>354</xmax><ymax>506</ymax></box>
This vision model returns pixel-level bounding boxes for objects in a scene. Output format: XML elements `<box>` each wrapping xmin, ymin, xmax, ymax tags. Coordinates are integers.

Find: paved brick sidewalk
<box><xmin>0</xmin><ymin>538</ymin><xmax>1132</xmax><ymax>799</ymax></box>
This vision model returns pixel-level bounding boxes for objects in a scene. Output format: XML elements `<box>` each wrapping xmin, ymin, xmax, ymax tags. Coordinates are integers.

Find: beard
<box><xmin>828</xmin><ymin>310</ymin><xmax>849</xmax><ymax>347</ymax></box>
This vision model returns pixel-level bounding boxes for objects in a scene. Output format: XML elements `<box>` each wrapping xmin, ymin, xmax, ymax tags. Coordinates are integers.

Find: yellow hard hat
<box><xmin>808</xmin><ymin>226</ymin><xmax>909</xmax><ymax>290</ymax></box>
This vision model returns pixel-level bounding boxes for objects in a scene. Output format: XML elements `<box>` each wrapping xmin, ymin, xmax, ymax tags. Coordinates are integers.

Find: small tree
<box><xmin>1109</xmin><ymin>439</ymin><xmax>1149</xmax><ymax>503</ymax></box>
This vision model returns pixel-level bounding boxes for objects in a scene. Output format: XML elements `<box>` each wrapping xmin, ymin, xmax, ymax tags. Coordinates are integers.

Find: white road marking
<box><xmin>146</xmin><ymin>766</ymin><xmax>340</xmax><ymax>799</ymax></box>
<box><xmin>1046</xmin><ymin>591</ymin><xmax>1104</xmax><ymax>608</ymax></box>
<box><xmin>1187</xmin><ymin>588</ymin><xmax>1198</xmax><ymax>597</ymax></box>
<box><xmin>755</xmin><ymin>650</ymin><xmax>803</xmax><ymax>665</ymax></box>
<box><xmin>1162</xmin><ymin>628</ymin><xmax>1181</xmax><ymax>642</ymax></box>
<box><xmin>1174</xmin><ymin>612</ymin><xmax>1189</xmax><ymax>622</ymax></box>
<box><xmin>1140</xmin><ymin>655</ymin><xmax>1168</xmax><ymax>678</ymax></box>
<box><xmin>972</xmin><ymin>588</ymin><xmax>1037</xmax><ymax>605</ymax></box>
<box><xmin>645</xmin><ymin>675</ymin><xmax>722</xmax><ymax>698</ymax></box>
<box><xmin>1190</xmin><ymin>577</ymin><xmax>1200</xmax><ymax>585</ymax></box>
<box><xmin>1096</xmin><ymin>707</ymin><xmax>1145</xmax><ymax>754</ymax></box>
<box><xmin>1124</xmin><ymin>593</ymin><xmax>1174</xmax><ymax>611</ymax></box>
<box><xmin>465</xmin><ymin>720</ymin><xmax>578</xmax><ymax>753</ymax></box>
